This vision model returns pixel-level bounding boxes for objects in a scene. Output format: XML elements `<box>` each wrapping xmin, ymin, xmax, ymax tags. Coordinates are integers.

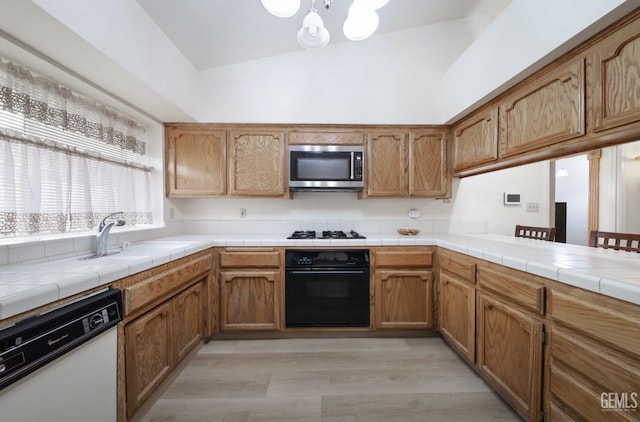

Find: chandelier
<box><xmin>260</xmin><ymin>0</ymin><xmax>390</xmax><ymax>49</ymax></box>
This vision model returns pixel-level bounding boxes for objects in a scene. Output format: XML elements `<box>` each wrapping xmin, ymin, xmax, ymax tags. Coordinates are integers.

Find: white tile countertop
<box><xmin>0</xmin><ymin>232</ymin><xmax>639</xmax><ymax>322</ymax></box>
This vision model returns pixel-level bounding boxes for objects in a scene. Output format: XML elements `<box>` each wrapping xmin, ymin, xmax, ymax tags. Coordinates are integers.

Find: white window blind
<box><xmin>0</xmin><ymin>57</ymin><xmax>152</xmax><ymax>237</ymax></box>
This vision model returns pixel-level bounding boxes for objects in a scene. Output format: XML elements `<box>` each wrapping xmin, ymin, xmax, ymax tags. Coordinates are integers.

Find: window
<box><xmin>0</xmin><ymin>56</ymin><xmax>153</xmax><ymax>237</ymax></box>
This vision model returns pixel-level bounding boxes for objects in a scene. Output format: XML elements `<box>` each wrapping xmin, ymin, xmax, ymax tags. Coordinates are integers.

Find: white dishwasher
<box><xmin>0</xmin><ymin>288</ymin><xmax>122</xmax><ymax>422</ymax></box>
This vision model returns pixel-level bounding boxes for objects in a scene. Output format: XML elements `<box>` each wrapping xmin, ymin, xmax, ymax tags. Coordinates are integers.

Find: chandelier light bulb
<box><xmin>261</xmin><ymin>0</ymin><xmax>301</xmax><ymax>18</ymax></box>
<box><xmin>297</xmin><ymin>10</ymin><xmax>330</xmax><ymax>48</ymax></box>
<box><xmin>343</xmin><ymin>3</ymin><xmax>379</xmax><ymax>40</ymax></box>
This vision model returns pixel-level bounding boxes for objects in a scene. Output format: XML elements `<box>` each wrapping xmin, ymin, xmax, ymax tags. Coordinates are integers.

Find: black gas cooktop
<box><xmin>287</xmin><ymin>230</ymin><xmax>366</xmax><ymax>240</ymax></box>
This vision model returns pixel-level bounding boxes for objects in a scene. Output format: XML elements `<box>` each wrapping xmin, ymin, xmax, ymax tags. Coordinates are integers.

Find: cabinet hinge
<box><xmin>542</xmin><ymin>331</ymin><xmax>549</xmax><ymax>345</ymax></box>
<box><xmin>539</xmin><ymin>410</ymin><xmax>547</xmax><ymax>422</ymax></box>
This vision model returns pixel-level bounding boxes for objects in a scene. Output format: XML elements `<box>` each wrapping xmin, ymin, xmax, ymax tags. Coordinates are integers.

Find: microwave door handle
<box><xmin>350</xmin><ymin>152</ymin><xmax>354</xmax><ymax>180</ymax></box>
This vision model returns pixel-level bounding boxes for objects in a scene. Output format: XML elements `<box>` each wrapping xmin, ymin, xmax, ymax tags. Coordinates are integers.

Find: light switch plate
<box><xmin>526</xmin><ymin>202</ymin><xmax>540</xmax><ymax>212</ymax></box>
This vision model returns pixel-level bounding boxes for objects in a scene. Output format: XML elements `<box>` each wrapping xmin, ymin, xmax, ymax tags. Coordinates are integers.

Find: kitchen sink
<box><xmin>79</xmin><ymin>241</ymin><xmax>197</xmax><ymax>260</ymax></box>
<box><xmin>79</xmin><ymin>251</ymin><xmax>122</xmax><ymax>260</ymax></box>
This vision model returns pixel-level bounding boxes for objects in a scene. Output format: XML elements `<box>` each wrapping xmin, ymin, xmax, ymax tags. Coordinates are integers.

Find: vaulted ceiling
<box><xmin>136</xmin><ymin>0</ymin><xmax>512</xmax><ymax>69</ymax></box>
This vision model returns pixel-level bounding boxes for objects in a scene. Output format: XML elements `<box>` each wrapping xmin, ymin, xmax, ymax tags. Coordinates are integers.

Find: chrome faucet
<box><xmin>95</xmin><ymin>212</ymin><xmax>126</xmax><ymax>257</ymax></box>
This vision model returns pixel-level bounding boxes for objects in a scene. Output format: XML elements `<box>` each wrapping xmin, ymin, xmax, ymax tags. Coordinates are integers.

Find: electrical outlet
<box><xmin>526</xmin><ymin>202</ymin><xmax>540</xmax><ymax>213</ymax></box>
<box><xmin>240</xmin><ymin>208</ymin><xmax>247</xmax><ymax>218</ymax></box>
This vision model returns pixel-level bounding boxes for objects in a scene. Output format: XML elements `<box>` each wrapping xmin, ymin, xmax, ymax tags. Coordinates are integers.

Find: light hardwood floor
<box><xmin>134</xmin><ymin>337</ymin><xmax>521</xmax><ymax>422</ymax></box>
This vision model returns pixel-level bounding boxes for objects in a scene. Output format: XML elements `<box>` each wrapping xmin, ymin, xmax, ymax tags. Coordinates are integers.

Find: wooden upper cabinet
<box><xmin>591</xmin><ymin>14</ymin><xmax>640</xmax><ymax>133</ymax></box>
<box><xmin>165</xmin><ymin>126</ymin><xmax>226</xmax><ymax>197</ymax></box>
<box><xmin>499</xmin><ymin>59</ymin><xmax>585</xmax><ymax>158</ymax></box>
<box><xmin>452</xmin><ymin>108</ymin><xmax>498</xmax><ymax>172</ymax></box>
<box><xmin>365</xmin><ymin>131</ymin><xmax>408</xmax><ymax>197</ymax></box>
<box><xmin>409</xmin><ymin>130</ymin><xmax>449</xmax><ymax>197</ymax></box>
<box><xmin>365</xmin><ymin>129</ymin><xmax>449</xmax><ymax>198</ymax></box>
<box><xmin>288</xmin><ymin>129</ymin><xmax>364</xmax><ymax>145</ymax></box>
<box><xmin>228</xmin><ymin>130</ymin><xmax>287</xmax><ymax>197</ymax></box>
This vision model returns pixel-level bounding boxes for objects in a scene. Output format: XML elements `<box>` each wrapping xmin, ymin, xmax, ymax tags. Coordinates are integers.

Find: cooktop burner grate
<box><xmin>287</xmin><ymin>230</ymin><xmax>366</xmax><ymax>240</ymax></box>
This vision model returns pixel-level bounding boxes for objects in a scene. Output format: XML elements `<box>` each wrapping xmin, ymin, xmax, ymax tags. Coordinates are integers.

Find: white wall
<box><xmin>0</xmin><ymin>0</ymin><xmax>617</xmax><ymax>240</ymax></box>
<box><xmin>555</xmin><ymin>155</ymin><xmax>589</xmax><ymax>245</ymax></box>
<box><xmin>167</xmin><ymin>161</ymin><xmax>550</xmax><ymax>236</ymax></box>
<box><xmin>452</xmin><ymin>161</ymin><xmax>551</xmax><ymax>235</ymax></box>
<box><xmin>600</xmin><ymin>140</ymin><xmax>640</xmax><ymax>233</ymax></box>
<box><xmin>620</xmin><ymin>142</ymin><xmax>640</xmax><ymax>233</ymax></box>
<box><xmin>0</xmin><ymin>0</ymin><xmax>199</xmax><ymax>122</ymax></box>
<box><xmin>442</xmin><ymin>0</ymin><xmax>635</xmax><ymax>122</ymax></box>
<box><xmin>196</xmin><ymin>16</ymin><xmax>489</xmax><ymax>124</ymax></box>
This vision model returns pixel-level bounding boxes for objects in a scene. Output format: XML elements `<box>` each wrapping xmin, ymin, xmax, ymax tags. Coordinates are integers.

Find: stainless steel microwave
<box><xmin>289</xmin><ymin>145</ymin><xmax>364</xmax><ymax>191</ymax></box>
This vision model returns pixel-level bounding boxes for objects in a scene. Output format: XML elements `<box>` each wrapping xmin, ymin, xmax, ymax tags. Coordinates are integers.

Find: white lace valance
<box><xmin>0</xmin><ymin>57</ymin><xmax>146</xmax><ymax>155</ymax></box>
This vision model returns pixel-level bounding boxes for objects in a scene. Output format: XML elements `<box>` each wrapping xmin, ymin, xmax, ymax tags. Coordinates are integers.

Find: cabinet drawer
<box><xmin>439</xmin><ymin>250</ymin><xmax>476</xmax><ymax>283</ymax></box>
<box><xmin>124</xmin><ymin>254</ymin><xmax>213</xmax><ymax>315</ymax></box>
<box><xmin>219</xmin><ymin>248</ymin><xmax>280</xmax><ymax>268</ymax></box>
<box><xmin>549</xmin><ymin>366</ymin><xmax>607</xmax><ymax>422</ymax></box>
<box><xmin>477</xmin><ymin>266</ymin><xmax>545</xmax><ymax>314</ymax></box>
<box><xmin>551</xmin><ymin>329</ymin><xmax>640</xmax><ymax>400</ymax></box>
<box><xmin>550</xmin><ymin>290</ymin><xmax>640</xmax><ymax>357</ymax></box>
<box><xmin>375</xmin><ymin>248</ymin><xmax>433</xmax><ymax>267</ymax></box>
<box><xmin>550</xmin><ymin>363</ymin><xmax>638</xmax><ymax>422</ymax></box>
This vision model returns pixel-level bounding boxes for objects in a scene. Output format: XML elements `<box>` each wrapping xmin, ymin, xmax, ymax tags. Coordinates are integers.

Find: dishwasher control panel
<box><xmin>0</xmin><ymin>288</ymin><xmax>122</xmax><ymax>391</ymax></box>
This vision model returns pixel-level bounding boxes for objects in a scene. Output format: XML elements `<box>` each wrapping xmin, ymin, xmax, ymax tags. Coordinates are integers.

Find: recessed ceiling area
<box><xmin>136</xmin><ymin>0</ymin><xmax>512</xmax><ymax>69</ymax></box>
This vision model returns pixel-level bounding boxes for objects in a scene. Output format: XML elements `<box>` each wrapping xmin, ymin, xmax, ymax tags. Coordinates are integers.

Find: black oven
<box><xmin>285</xmin><ymin>250</ymin><xmax>370</xmax><ymax>328</ymax></box>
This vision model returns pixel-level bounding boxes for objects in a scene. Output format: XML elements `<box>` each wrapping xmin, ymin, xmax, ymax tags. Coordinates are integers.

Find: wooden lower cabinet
<box><xmin>124</xmin><ymin>280</ymin><xmax>206</xmax><ymax>418</ymax></box>
<box><xmin>172</xmin><ymin>281</ymin><xmax>204</xmax><ymax>362</ymax></box>
<box><xmin>439</xmin><ymin>272</ymin><xmax>475</xmax><ymax>362</ymax></box>
<box><xmin>220</xmin><ymin>270</ymin><xmax>280</xmax><ymax>331</ymax></box>
<box><xmin>549</xmin><ymin>328</ymin><xmax>640</xmax><ymax>422</ymax></box>
<box><xmin>125</xmin><ymin>302</ymin><xmax>173</xmax><ymax>417</ymax></box>
<box><xmin>476</xmin><ymin>292</ymin><xmax>543</xmax><ymax>422</ymax></box>
<box><xmin>375</xmin><ymin>269</ymin><xmax>433</xmax><ymax>329</ymax></box>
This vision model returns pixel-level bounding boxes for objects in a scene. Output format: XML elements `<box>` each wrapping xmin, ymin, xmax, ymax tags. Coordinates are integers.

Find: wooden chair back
<box><xmin>514</xmin><ymin>225</ymin><xmax>556</xmax><ymax>241</ymax></box>
<box><xmin>589</xmin><ymin>230</ymin><xmax>640</xmax><ymax>252</ymax></box>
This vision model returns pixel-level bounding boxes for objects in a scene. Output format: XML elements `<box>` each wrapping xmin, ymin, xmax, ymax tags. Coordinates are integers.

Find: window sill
<box><xmin>0</xmin><ymin>224</ymin><xmax>167</xmax><ymax>247</ymax></box>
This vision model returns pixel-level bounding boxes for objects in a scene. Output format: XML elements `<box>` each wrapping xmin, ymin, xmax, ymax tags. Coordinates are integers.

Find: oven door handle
<box><xmin>286</xmin><ymin>270</ymin><xmax>368</xmax><ymax>275</ymax></box>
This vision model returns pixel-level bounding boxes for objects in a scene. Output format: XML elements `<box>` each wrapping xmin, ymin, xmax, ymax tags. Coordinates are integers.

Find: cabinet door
<box><xmin>409</xmin><ymin>130</ymin><xmax>449</xmax><ymax>197</ymax></box>
<box><xmin>499</xmin><ymin>59</ymin><xmax>585</xmax><ymax>158</ymax></box>
<box><xmin>592</xmin><ymin>14</ymin><xmax>640</xmax><ymax>132</ymax></box>
<box><xmin>375</xmin><ymin>269</ymin><xmax>433</xmax><ymax>329</ymax></box>
<box><xmin>125</xmin><ymin>302</ymin><xmax>173</xmax><ymax>416</ymax></box>
<box><xmin>172</xmin><ymin>281</ymin><xmax>204</xmax><ymax>363</ymax></box>
<box><xmin>220</xmin><ymin>270</ymin><xmax>280</xmax><ymax>331</ymax></box>
<box><xmin>409</xmin><ymin>131</ymin><xmax>451</xmax><ymax>198</ymax></box>
<box><xmin>476</xmin><ymin>292</ymin><xmax>543</xmax><ymax>422</ymax></box>
<box><xmin>366</xmin><ymin>131</ymin><xmax>408</xmax><ymax>197</ymax></box>
<box><xmin>453</xmin><ymin>108</ymin><xmax>498</xmax><ymax>173</ymax></box>
<box><xmin>228</xmin><ymin>130</ymin><xmax>286</xmax><ymax>197</ymax></box>
<box><xmin>165</xmin><ymin>127</ymin><xmax>226</xmax><ymax>197</ymax></box>
<box><xmin>439</xmin><ymin>273</ymin><xmax>475</xmax><ymax>362</ymax></box>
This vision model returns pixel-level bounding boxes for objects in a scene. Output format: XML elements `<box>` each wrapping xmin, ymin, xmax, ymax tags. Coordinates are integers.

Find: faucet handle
<box><xmin>99</xmin><ymin>211</ymin><xmax>124</xmax><ymax>231</ymax></box>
